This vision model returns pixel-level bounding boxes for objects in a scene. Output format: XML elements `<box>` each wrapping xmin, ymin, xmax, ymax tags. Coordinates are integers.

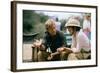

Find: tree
<box><xmin>23</xmin><ymin>10</ymin><xmax>35</xmax><ymax>33</ymax></box>
<box><xmin>23</xmin><ymin>10</ymin><xmax>49</xmax><ymax>35</ymax></box>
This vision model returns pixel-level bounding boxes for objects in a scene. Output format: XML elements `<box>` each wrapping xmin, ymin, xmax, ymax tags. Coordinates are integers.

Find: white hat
<box><xmin>65</xmin><ymin>18</ymin><xmax>81</xmax><ymax>28</ymax></box>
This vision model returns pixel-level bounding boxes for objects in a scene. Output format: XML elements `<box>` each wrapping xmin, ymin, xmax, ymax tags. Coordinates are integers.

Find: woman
<box><xmin>63</xmin><ymin>18</ymin><xmax>91</xmax><ymax>60</ymax></box>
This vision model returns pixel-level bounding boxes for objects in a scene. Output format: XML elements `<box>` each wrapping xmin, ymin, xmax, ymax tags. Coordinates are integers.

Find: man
<box><xmin>83</xmin><ymin>14</ymin><xmax>91</xmax><ymax>40</ymax></box>
<box><xmin>33</xmin><ymin>19</ymin><xmax>72</xmax><ymax>61</ymax></box>
<box><xmin>64</xmin><ymin>18</ymin><xmax>91</xmax><ymax>60</ymax></box>
<box><xmin>55</xmin><ymin>17</ymin><xmax>61</xmax><ymax>31</ymax></box>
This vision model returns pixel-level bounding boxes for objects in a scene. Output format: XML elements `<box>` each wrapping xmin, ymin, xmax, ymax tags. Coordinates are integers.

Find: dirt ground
<box><xmin>23</xmin><ymin>43</ymin><xmax>33</xmax><ymax>62</ymax></box>
<box><xmin>23</xmin><ymin>43</ymin><xmax>91</xmax><ymax>62</ymax></box>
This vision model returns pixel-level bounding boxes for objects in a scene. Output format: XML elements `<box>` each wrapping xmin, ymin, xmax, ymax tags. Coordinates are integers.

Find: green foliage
<box><xmin>23</xmin><ymin>10</ymin><xmax>49</xmax><ymax>34</ymax></box>
<box><xmin>39</xmin><ymin>13</ymin><xmax>49</xmax><ymax>23</ymax></box>
<box><xmin>23</xmin><ymin>10</ymin><xmax>35</xmax><ymax>33</ymax></box>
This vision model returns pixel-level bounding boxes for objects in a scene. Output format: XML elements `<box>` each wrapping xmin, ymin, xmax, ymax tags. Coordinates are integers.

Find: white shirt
<box><xmin>71</xmin><ymin>29</ymin><xmax>90</xmax><ymax>53</ymax></box>
<box><xmin>83</xmin><ymin>19</ymin><xmax>91</xmax><ymax>32</ymax></box>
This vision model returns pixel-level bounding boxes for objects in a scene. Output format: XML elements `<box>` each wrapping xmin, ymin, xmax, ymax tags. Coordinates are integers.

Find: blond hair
<box><xmin>45</xmin><ymin>19</ymin><xmax>56</xmax><ymax>30</ymax></box>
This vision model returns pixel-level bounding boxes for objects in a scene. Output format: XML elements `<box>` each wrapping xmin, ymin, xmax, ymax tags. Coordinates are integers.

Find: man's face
<box><xmin>86</xmin><ymin>16</ymin><xmax>91</xmax><ymax>21</ymax></box>
<box><xmin>67</xmin><ymin>27</ymin><xmax>74</xmax><ymax>35</ymax></box>
<box><xmin>47</xmin><ymin>24</ymin><xmax>56</xmax><ymax>36</ymax></box>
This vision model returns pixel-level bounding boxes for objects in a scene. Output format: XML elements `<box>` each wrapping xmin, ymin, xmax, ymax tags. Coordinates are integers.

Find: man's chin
<box><xmin>51</xmin><ymin>33</ymin><xmax>56</xmax><ymax>36</ymax></box>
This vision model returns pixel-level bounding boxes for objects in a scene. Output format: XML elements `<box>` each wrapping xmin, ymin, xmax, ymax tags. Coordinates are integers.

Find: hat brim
<box><xmin>65</xmin><ymin>23</ymin><xmax>81</xmax><ymax>28</ymax></box>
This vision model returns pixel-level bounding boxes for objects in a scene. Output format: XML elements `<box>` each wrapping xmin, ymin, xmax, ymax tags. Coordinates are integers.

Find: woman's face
<box><xmin>67</xmin><ymin>27</ymin><xmax>74</xmax><ymax>35</ymax></box>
